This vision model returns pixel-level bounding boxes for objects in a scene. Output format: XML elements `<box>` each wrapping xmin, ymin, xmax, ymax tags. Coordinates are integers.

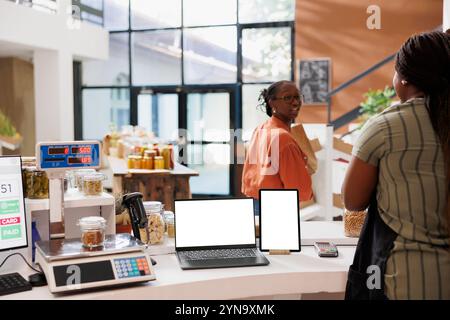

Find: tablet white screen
<box><xmin>260</xmin><ymin>190</ymin><xmax>300</xmax><ymax>251</ymax></box>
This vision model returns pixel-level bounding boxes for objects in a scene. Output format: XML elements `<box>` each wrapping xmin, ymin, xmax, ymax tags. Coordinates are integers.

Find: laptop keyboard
<box><xmin>180</xmin><ymin>248</ymin><xmax>258</xmax><ymax>260</ymax></box>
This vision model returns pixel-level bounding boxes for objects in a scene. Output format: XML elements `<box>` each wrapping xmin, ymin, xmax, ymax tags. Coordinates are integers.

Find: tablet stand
<box><xmin>269</xmin><ymin>250</ymin><xmax>291</xmax><ymax>255</ymax></box>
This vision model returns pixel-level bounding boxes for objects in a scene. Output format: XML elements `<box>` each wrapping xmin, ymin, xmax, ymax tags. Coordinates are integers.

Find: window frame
<box><xmin>74</xmin><ymin>0</ymin><xmax>295</xmax><ymax>197</ymax></box>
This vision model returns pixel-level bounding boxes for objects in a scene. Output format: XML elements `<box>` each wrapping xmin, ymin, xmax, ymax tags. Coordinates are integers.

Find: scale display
<box><xmin>36</xmin><ymin>141</ymin><xmax>100</xmax><ymax>170</ymax></box>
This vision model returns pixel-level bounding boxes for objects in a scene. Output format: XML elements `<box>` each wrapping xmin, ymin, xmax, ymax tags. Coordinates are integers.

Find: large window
<box><xmin>76</xmin><ymin>0</ymin><xmax>295</xmax><ymax>196</ymax></box>
<box><xmin>7</xmin><ymin>0</ymin><xmax>57</xmax><ymax>14</ymax></box>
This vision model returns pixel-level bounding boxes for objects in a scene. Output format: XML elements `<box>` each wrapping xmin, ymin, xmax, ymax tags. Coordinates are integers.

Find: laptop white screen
<box><xmin>175</xmin><ymin>198</ymin><xmax>255</xmax><ymax>248</ymax></box>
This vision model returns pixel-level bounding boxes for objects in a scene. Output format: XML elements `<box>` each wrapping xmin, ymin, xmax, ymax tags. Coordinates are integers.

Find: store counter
<box><xmin>4</xmin><ymin>222</ymin><xmax>357</xmax><ymax>300</ymax></box>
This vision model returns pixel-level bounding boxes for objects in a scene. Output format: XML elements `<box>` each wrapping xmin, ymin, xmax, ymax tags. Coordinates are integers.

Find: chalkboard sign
<box><xmin>299</xmin><ymin>58</ymin><xmax>331</xmax><ymax>104</ymax></box>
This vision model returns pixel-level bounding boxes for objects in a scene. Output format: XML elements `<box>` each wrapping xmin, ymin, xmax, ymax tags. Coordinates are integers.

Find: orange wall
<box><xmin>295</xmin><ymin>0</ymin><xmax>443</xmax><ymax>126</ymax></box>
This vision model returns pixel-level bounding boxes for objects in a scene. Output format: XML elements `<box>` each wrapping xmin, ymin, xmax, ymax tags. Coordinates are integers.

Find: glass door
<box><xmin>186</xmin><ymin>91</ymin><xmax>234</xmax><ymax>196</ymax></box>
<box><xmin>132</xmin><ymin>87</ymin><xmax>235</xmax><ymax>196</ymax></box>
<box><xmin>135</xmin><ymin>89</ymin><xmax>179</xmax><ymax>143</ymax></box>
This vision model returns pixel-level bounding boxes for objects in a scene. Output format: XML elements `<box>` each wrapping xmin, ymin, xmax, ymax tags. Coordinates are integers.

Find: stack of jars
<box><xmin>127</xmin><ymin>144</ymin><xmax>174</xmax><ymax>170</ymax></box>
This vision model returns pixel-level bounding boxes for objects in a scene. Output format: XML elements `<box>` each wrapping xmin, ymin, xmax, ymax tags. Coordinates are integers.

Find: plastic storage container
<box><xmin>82</xmin><ymin>173</ymin><xmax>106</xmax><ymax>196</ymax></box>
<box><xmin>26</xmin><ymin>168</ymin><xmax>49</xmax><ymax>199</ymax></box>
<box><xmin>143</xmin><ymin>201</ymin><xmax>165</xmax><ymax>244</ymax></box>
<box><xmin>78</xmin><ymin>216</ymin><xmax>106</xmax><ymax>248</ymax></box>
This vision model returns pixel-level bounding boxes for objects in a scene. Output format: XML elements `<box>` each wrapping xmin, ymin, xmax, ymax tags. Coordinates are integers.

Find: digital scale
<box><xmin>35</xmin><ymin>234</ymin><xmax>156</xmax><ymax>293</ymax></box>
<box><xmin>32</xmin><ymin>141</ymin><xmax>156</xmax><ymax>293</ymax></box>
<box><xmin>36</xmin><ymin>141</ymin><xmax>102</xmax><ymax>225</ymax></box>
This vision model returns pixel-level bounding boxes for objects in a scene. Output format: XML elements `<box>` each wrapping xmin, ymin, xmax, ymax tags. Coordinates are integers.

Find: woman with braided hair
<box><xmin>342</xmin><ymin>31</ymin><xmax>449</xmax><ymax>299</ymax></box>
<box><xmin>242</xmin><ymin>81</ymin><xmax>313</xmax><ymax>210</ymax></box>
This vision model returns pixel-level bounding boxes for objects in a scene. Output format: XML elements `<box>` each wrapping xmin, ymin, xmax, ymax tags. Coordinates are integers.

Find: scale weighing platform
<box><xmin>35</xmin><ymin>233</ymin><xmax>156</xmax><ymax>293</ymax></box>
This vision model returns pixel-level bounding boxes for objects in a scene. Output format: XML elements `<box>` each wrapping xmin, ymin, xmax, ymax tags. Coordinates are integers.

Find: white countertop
<box><xmin>4</xmin><ymin>222</ymin><xmax>357</xmax><ymax>300</ymax></box>
<box><xmin>5</xmin><ymin>246</ymin><xmax>355</xmax><ymax>300</ymax></box>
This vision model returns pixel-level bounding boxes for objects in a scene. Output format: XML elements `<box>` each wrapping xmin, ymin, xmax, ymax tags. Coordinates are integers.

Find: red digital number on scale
<box><xmin>49</xmin><ymin>147</ymin><xmax>69</xmax><ymax>155</ymax></box>
<box><xmin>72</xmin><ymin>146</ymin><xmax>91</xmax><ymax>154</ymax></box>
<box><xmin>68</xmin><ymin>157</ymin><xmax>92</xmax><ymax>164</ymax></box>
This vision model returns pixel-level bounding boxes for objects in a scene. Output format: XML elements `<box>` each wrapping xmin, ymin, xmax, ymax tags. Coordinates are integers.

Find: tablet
<box><xmin>259</xmin><ymin>189</ymin><xmax>301</xmax><ymax>252</ymax></box>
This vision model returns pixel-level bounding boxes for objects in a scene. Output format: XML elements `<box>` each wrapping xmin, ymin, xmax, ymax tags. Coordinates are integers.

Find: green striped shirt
<box><xmin>352</xmin><ymin>98</ymin><xmax>449</xmax><ymax>300</ymax></box>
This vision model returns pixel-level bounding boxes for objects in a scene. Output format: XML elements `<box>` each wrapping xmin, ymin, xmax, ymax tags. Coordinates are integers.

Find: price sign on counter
<box><xmin>0</xmin><ymin>156</ymin><xmax>27</xmax><ymax>250</ymax></box>
<box><xmin>0</xmin><ymin>180</ymin><xmax>20</xmax><ymax>199</ymax></box>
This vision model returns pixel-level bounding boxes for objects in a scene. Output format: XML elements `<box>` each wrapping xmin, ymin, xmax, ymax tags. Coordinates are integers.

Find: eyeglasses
<box><xmin>273</xmin><ymin>94</ymin><xmax>304</xmax><ymax>103</ymax></box>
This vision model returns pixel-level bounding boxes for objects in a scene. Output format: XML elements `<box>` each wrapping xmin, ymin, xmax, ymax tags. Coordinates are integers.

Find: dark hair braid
<box><xmin>258</xmin><ymin>80</ymin><xmax>294</xmax><ymax>117</ymax></box>
<box><xmin>395</xmin><ymin>31</ymin><xmax>450</xmax><ymax>153</ymax></box>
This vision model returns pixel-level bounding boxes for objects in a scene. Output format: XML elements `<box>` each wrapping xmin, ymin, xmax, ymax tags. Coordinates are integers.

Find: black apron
<box><xmin>345</xmin><ymin>193</ymin><xmax>398</xmax><ymax>300</ymax></box>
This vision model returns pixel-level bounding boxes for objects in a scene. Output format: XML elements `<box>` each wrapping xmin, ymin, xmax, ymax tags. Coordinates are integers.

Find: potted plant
<box><xmin>0</xmin><ymin>109</ymin><xmax>22</xmax><ymax>151</ymax></box>
<box><xmin>358</xmin><ymin>86</ymin><xmax>396</xmax><ymax>126</ymax></box>
<box><xmin>341</xmin><ymin>86</ymin><xmax>396</xmax><ymax>141</ymax></box>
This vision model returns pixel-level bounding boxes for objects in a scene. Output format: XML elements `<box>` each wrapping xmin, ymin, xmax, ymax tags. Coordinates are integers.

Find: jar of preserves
<box><xmin>143</xmin><ymin>201</ymin><xmax>165</xmax><ymax>244</ymax></box>
<box><xmin>161</xmin><ymin>145</ymin><xmax>174</xmax><ymax>170</ymax></box>
<box><xmin>74</xmin><ymin>169</ymin><xmax>96</xmax><ymax>191</ymax></box>
<box><xmin>27</xmin><ymin>168</ymin><xmax>49</xmax><ymax>199</ymax></box>
<box><xmin>143</xmin><ymin>150</ymin><xmax>156</xmax><ymax>170</ymax></box>
<box><xmin>82</xmin><ymin>173</ymin><xmax>106</xmax><ymax>196</ymax></box>
<box><xmin>78</xmin><ymin>216</ymin><xmax>106</xmax><ymax>248</ymax></box>
<box><xmin>127</xmin><ymin>155</ymin><xmax>142</xmax><ymax>169</ymax></box>
<box><xmin>154</xmin><ymin>156</ymin><xmax>165</xmax><ymax>170</ymax></box>
<box><xmin>141</xmin><ymin>156</ymin><xmax>152</xmax><ymax>170</ymax></box>
<box><xmin>141</xmin><ymin>151</ymin><xmax>154</xmax><ymax>170</ymax></box>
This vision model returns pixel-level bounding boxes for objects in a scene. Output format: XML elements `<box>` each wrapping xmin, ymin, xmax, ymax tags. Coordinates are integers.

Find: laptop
<box><xmin>174</xmin><ymin>198</ymin><xmax>270</xmax><ymax>270</ymax></box>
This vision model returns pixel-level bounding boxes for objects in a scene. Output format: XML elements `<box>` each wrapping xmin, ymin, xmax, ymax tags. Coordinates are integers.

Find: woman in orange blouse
<box><xmin>242</xmin><ymin>81</ymin><xmax>313</xmax><ymax>208</ymax></box>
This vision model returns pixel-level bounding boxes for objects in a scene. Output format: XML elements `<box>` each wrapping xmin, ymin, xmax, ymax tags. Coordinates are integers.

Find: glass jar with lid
<box><xmin>143</xmin><ymin>201</ymin><xmax>165</xmax><ymax>244</ymax></box>
<box><xmin>161</xmin><ymin>145</ymin><xmax>174</xmax><ymax>170</ymax></box>
<box><xmin>141</xmin><ymin>152</ymin><xmax>154</xmax><ymax>170</ymax></box>
<box><xmin>127</xmin><ymin>155</ymin><xmax>142</xmax><ymax>169</ymax></box>
<box><xmin>26</xmin><ymin>168</ymin><xmax>49</xmax><ymax>199</ymax></box>
<box><xmin>154</xmin><ymin>156</ymin><xmax>165</xmax><ymax>170</ymax></box>
<box><xmin>78</xmin><ymin>216</ymin><xmax>106</xmax><ymax>248</ymax></box>
<box><xmin>142</xmin><ymin>150</ymin><xmax>156</xmax><ymax>170</ymax></box>
<box><xmin>82</xmin><ymin>172</ymin><xmax>106</xmax><ymax>196</ymax></box>
<box><xmin>74</xmin><ymin>169</ymin><xmax>96</xmax><ymax>191</ymax></box>
<box><xmin>163</xmin><ymin>211</ymin><xmax>175</xmax><ymax>238</ymax></box>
